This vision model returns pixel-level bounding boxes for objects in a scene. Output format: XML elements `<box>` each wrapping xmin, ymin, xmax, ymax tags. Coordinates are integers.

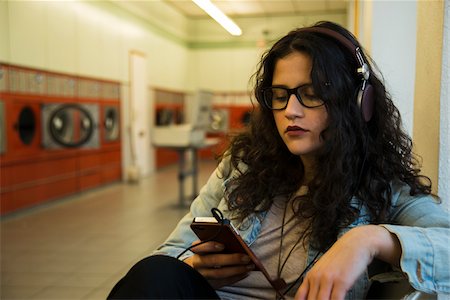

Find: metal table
<box><xmin>155</xmin><ymin>138</ymin><xmax>219</xmax><ymax>207</ymax></box>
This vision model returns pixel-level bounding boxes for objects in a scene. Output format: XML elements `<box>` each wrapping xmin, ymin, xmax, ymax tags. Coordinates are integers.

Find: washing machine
<box><xmin>0</xmin><ymin>100</ymin><xmax>5</xmax><ymax>154</ymax></box>
<box><xmin>240</xmin><ymin>110</ymin><xmax>252</xmax><ymax>126</ymax></box>
<box><xmin>5</xmin><ymin>100</ymin><xmax>42</xmax><ymax>157</ymax></box>
<box><xmin>102</xmin><ymin>105</ymin><xmax>120</xmax><ymax>142</ymax></box>
<box><xmin>41</xmin><ymin>103</ymin><xmax>99</xmax><ymax>149</ymax></box>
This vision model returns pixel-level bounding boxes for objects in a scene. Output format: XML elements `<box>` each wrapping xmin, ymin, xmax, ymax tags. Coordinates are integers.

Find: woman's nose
<box><xmin>284</xmin><ymin>94</ymin><xmax>305</xmax><ymax>119</ymax></box>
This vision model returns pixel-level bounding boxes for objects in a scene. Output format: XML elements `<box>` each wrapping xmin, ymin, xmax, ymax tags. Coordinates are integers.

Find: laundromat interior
<box><xmin>0</xmin><ymin>1</ymin><xmax>448</xmax><ymax>299</ymax></box>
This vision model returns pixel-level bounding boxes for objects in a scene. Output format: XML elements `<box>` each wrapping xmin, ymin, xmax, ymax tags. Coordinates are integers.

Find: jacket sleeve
<box><xmin>380</xmin><ymin>183</ymin><xmax>450</xmax><ymax>295</ymax></box>
<box><xmin>152</xmin><ymin>158</ymin><xmax>230</xmax><ymax>261</ymax></box>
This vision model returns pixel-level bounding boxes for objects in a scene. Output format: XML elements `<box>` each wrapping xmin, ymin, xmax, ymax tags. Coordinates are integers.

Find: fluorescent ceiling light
<box><xmin>192</xmin><ymin>0</ymin><xmax>242</xmax><ymax>36</ymax></box>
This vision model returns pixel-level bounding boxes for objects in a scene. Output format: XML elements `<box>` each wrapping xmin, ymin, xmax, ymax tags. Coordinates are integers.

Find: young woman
<box><xmin>109</xmin><ymin>21</ymin><xmax>449</xmax><ymax>300</ymax></box>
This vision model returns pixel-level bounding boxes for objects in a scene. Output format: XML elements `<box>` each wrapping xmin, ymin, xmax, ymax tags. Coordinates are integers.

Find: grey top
<box><xmin>217</xmin><ymin>187</ymin><xmax>309</xmax><ymax>300</ymax></box>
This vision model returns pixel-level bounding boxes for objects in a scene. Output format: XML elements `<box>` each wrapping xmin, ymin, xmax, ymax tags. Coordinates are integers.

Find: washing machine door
<box><xmin>208</xmin><ymin>109</ymin><xmax>229</xmax><ymax>133</ymax></box>
<box><xmin>42</xmin><ymin>103</ymin><xmax>99</xmax><ymax>149</ymax></box>
<box><xmin>16</xmin><ymin>105</ymin><xmax>37</xmax><ymax>146</ymax></box>
<box><xmin>103</xmin><ymin>105</ymin><xmax>119</xmax><ymax>142</ymax></box>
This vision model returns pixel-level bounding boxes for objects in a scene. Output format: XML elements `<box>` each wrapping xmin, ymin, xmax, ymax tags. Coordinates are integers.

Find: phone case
<box><xmin>190</xmin><ymin>220</ymin><xmax>259</xmax><ymax>262</ymax></box>
<box><xmin>190</xmin><ymin>217</ymin><xmax>287</xmax><ymax>293</ymax></box>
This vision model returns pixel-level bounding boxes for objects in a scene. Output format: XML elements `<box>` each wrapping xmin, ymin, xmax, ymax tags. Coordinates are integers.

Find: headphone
<box><xmin>299</xmin><ymin>27</ymin><xmax>375</xmax><ymax>122</ymax></box>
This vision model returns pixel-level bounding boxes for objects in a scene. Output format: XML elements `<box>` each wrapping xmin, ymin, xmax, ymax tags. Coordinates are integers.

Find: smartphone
<box><xmin>191</xmin><ymin>217</ymin><xmax>259</xmax><ymax>263</ymax></box>
<box><xmin>190</xmin><ymin>217</ymin><xmax>287</xmax><ymax>293</ymax></box>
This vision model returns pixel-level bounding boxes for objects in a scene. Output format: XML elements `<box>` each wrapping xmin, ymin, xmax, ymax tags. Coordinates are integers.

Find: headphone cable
<box><xmin>176</xmin><ymin>208</ymin><xmax>227</xmax><ymax>260</ymax></box>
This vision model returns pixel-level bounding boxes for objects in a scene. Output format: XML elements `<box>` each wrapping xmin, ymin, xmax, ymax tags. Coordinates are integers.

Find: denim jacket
<box><xmin>154</xmin><ymin>158</ymin><xmax>450</xmax><ymax>299</ymax></box>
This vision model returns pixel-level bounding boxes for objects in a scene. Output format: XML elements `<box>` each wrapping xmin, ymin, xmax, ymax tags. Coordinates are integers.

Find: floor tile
<box><xmin>1</xmin><ymin>160</ymin><xmax>217</xmax><ymax>300</ymax></box>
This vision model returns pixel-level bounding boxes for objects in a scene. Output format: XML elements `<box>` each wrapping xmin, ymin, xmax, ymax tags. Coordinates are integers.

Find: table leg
<box><xmin>178</xmin><ymin>149</ymin><xmax>185</xmax><ymax>207</ymax></box>
<box><xmin>192</xmin><ymin>148</ymin><xmax>198</xmax><ymax>200</ymax></box>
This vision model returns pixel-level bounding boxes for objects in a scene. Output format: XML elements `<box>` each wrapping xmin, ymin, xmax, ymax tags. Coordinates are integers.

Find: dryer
<box><xmin>6</xmin><ymin>100</ymin><xmax>41</xmax><ymax>157</ymax></box>
<box><xmin>240</xmin><ymin>110</ymin><xmax>252</xmax><ymax>126</ymax></box>
<box><xmin>0</xmin><ymin>100</ymin><xmax>5</xmax><ymax>154</ymax></box>
<box><xmin>41</xmin><ymin>103</ymin><xmax>99</xmax><ymax>149</ymax></box>
<box><xmin>102</xmin><ymin>105</ymin><xmax>120</xmax><ymax>142</ymax></box>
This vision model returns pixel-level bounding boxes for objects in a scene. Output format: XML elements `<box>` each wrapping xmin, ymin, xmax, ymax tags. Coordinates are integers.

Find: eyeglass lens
<box><xmin>264</xmin><ymin>85</ymin><xmax>323</xmax><ymax>109</ymax></box>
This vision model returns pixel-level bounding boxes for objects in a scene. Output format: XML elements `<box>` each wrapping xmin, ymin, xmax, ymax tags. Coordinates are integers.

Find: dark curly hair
<box><xmin>220</xmin><ymin>21</ymin><xmax>432</xmax><ymax>251</ymax></box>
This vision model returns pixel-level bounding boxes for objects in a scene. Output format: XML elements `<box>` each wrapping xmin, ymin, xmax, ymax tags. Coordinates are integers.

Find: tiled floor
<box><xmin>0</xmin><ymin>160</ymin><xmax>218</xmax><ymax>300</ymax></box>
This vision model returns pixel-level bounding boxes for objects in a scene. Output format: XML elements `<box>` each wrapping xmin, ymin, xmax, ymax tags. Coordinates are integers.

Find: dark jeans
<box><xmin>107</xmin><ymin>255</ymin><xmax>220</xmax><ymax>299</ymax></box>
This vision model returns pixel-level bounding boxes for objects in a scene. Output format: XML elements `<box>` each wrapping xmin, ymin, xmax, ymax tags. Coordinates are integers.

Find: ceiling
<box><xmin>163</xmin><ymin>0</ymin><xmax>348</xmax><ymax>18</ymax></box>
<box><xmin>110</xmin><ymin>0</ymin><xmax>349</xmax><ymax>45</ymax></box>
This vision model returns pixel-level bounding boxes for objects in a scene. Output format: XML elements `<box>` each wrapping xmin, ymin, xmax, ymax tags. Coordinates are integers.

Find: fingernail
<box><xmin>246</xmin><ymin>264</ymin><xmax>255</xmax><ymax>270</ymax></box>
<box><xmin>241</xmin><ymin>255</ymin><xmax>251</xmax><ymax>263</ymax></box>
<box><xmin>215</xmin><ymin>243</ymin><xmax>224</xmax><ymax>250</ymax></box>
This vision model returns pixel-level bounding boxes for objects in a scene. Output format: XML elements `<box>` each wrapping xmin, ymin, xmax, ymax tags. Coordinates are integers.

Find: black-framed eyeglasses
<box><xmin>262</xmin><ymin>84</ymin><xmax>325</xmax><ymax>110</ymax></box>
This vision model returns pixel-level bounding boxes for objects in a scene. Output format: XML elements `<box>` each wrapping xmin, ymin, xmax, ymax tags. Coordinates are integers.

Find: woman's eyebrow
<box><xmin>270</xmin><ymin>83</ymin><xmax>314</xmax><ymax>88</ymax></box>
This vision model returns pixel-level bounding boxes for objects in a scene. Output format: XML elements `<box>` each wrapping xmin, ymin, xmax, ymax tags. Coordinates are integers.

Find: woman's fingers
<box><xmin>294</xmin><ymin>226</ymin><xmax>387</xmax><ymax>300</ymax></box>
<box><xmin>192</xmin><ymin>252</ymin><xmax>251</xmax><ymax>269</ymax></box>
<box><xmin>314</xmin><ymin>277</ymin><xmax>333</xmax><ymax>300</ymax></box>
<box><xmin>329</xmin><ymin>282</ymin><xmax>347</xmax><ymax>300</ymax></box>
<box><xmin>295</xmin><ymin>278</ymin><xmax>309</xmax><ymax>300</ymax></box>
<box><xmin>190</xmin><ymin>240</ymin><xmax>225</xmax><ymax>254</ymax></box>
<box><xmin>296</xmin><ymin>277</ymin><xmax>346</xmax><ymax>300</ymax></box>
<box><xmin>306</xmin><ymin>276</ymin><xmax>319</xmax><ymax>300</ymax></box>
<box><xmin>187</xmin><ymin>251</ymin><xmax>254</xmax><ymax>289</ymax></box>
<box><xmin>297</xmin><ymin>264</ymin><xmax>353</xmax><ymax>300</ymax></box>
<box><xmin>186</xmin><ymin>240</ymin><xmax>254</xmax><ymax>289</ymax></box>
<box><xmin>201</xmin><ymin>263</ymin><xmax>254</xmax><ymax>279</ymax></box>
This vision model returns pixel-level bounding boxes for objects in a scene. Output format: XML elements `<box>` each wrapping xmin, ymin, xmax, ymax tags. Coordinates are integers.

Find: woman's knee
<box><xmin>132</xmin><ymin>255</ymin><xmax>191</xmax><ymax>280</ymax></box>
<box><xmin>108</xmin><ymin>255</ymin><xmax>218</xmax><ymax>299</ymax></box>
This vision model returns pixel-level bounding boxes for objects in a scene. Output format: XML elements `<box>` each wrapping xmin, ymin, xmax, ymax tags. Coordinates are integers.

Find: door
<box><xmin>129</xmin><ymin>51</ymin><xmax>153</xmax><ymax>176</ymax></box>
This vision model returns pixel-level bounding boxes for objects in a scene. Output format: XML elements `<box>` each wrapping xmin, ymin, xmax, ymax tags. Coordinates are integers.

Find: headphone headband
<box><xmin>298</xmin><ymin>26</ymin><xmax>374</xmax><ymax>122</ymax></box>
<box><xmin>298</xmin><ymin>27</ymin><xmax>370</xmax><ymax>79</ymax></box>
<box><xmin>298</xmin><ymin>27</ymin><xmax>357</xmax><ymax>55</ymax></box>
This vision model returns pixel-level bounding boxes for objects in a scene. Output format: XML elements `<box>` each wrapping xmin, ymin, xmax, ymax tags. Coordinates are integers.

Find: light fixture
<box><xmin>192</xmin><ymin>0</ymin><xmax>242</xmax><ymax>36</ymax></box>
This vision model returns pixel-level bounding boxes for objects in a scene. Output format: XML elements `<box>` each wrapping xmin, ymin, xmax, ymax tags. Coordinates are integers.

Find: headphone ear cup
<box><xmin>357</xmin><ymin>83</ymin><xmax>374</xmax><ymax>122</ymax></box>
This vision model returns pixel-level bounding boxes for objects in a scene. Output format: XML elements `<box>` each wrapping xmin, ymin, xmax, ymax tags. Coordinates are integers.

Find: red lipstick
<box><xmin>285</xmin><ymin>125</ymin><xmax>308</xmax><ymax>136</ymax></box>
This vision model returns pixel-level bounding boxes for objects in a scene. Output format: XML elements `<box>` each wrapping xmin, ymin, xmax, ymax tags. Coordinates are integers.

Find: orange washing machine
<box><xmin>101</xmin><ymin>104</ymin><xmax>120</xmax><ymax>144</ymax></box>
<box><xmin>41</xmin><ymin>103</ymin><xmax>99</xmax><ymax>149</ymax></box>
<box><xmin>0</xmin><ymin>100</ymin><xmax>5</xmax><ymax>155</ymax></box>
<box><xmin>5</xmin><ymin>99</ymin><xmax>42</xmax><ymax>158</ymax></box>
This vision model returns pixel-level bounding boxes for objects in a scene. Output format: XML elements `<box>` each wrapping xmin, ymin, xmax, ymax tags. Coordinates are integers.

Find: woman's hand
<box><xmin>295</xmin><ymin>225</ymin><xmax>401</xmax><ymax>300</ymax></box>
<box><xmin>183</xmin><ymin>240</ymin><xmax>255</xmax><ymax>289</ymax></box>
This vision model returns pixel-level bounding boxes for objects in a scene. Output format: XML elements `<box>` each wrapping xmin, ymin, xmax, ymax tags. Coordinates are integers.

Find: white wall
<box><xmin>0</xmin><ymin>1</ymin><xmax>10</xmax><ymax>61</ymax></box>
<box><xmin>359</xmin><ymin>1</ymin><xmax>417</xmax><ymax>136</ymax></box>
<box><xmin>1</xmin><ymin>1</ymin><xmax>189</xmax><ymax>88</ymax></box>
<box><xmin>187</xmin><ymin>48</ymin><xmax>260</xmax><ymax>94</ymax></box>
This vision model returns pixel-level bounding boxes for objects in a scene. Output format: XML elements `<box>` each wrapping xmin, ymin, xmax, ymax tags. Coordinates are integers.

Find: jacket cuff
<box><xmin>380</xmin><ymin>224</ymin><xmax>436</xmax><ymax>293</ymax></box>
